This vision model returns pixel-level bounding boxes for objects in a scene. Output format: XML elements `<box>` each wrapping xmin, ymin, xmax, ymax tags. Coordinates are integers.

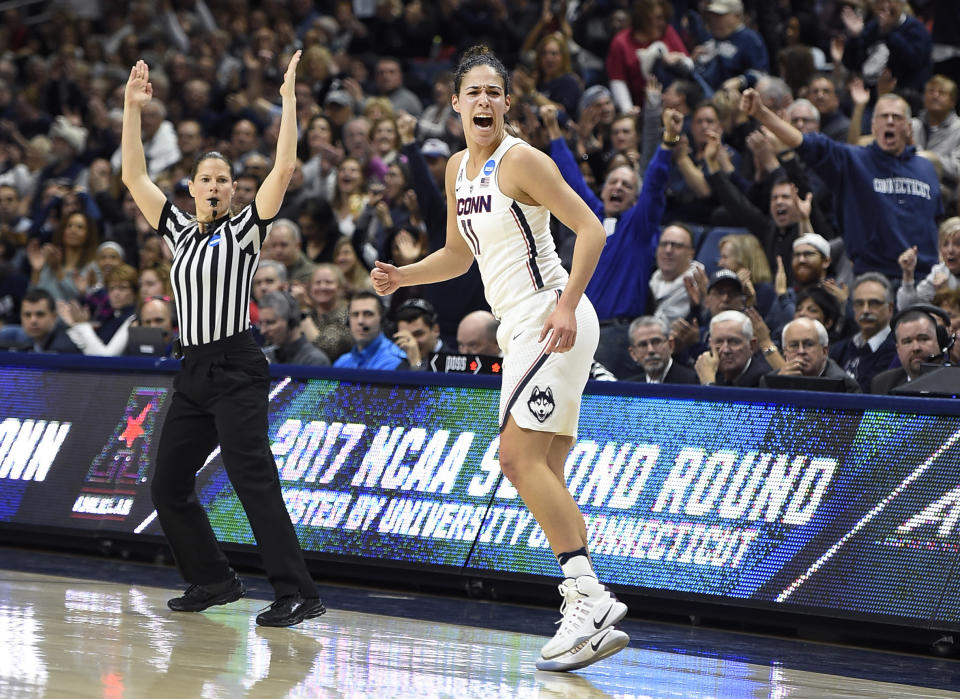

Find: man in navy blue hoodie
<box><xmin>740</xmin><ymin>88</ymin><xmax>942</xmax><ymax>280</ymax></box>
<box><xmin>541</xmin><ymin>104</ymin><xmax>680</xmax><ymax>378</ymax></box>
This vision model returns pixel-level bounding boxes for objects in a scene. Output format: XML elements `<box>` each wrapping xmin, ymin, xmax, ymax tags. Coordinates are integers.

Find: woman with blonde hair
<box><xmin>362</xmin><ymin>96</ymin><xmax>395</xmax><ymax>123</ymax></box>
<box><xmin>332</xmin><ymin>235</ymin><xmax>373</xmax><ymax>292</ymax></box>
<box><xmin>533</xmin><ymin>32</ymin><xmax>582</xmax><ymax>117</ymax></box>
<box><xmin>299</xmin><ymin>114</ymin><xmax>340</xmax><ymax>200</ymax></box>
<box><xmin>330</xmin><ymin>157</ymin><xmax>368</xmax><ymax>236</ymax></box>
<box><xmin>369</xmin><ymin>116</ymin><xmax>401</xmax><ymax>170</ymax></box>
<box><xmin>898</xmin><ymin>217</ymin><xmax>960</xmax><ymax>308</ymax></box>
<box><xmin>139</xmin><ymin>260</ymin><xmax>173</xmax><ymax>298</ymax></box>
<box><xmin>718</xmin><ymin>232</ymin><xmax>775</xmax><ymax>314</ymax></box>
<box><xmin>301</xmin><ymin>262</ymin><xmax>353</xmax><ymax>361</ymax></box>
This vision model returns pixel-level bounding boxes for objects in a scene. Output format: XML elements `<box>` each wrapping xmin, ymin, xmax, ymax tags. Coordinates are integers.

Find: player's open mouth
<box><xmin>775</xmin><ymin>206</ymin><xmax>788</xmax><ymax>218</ymax></box>
<box><xmin>474</xmin><ymin>115</ymin><xmax>493</xmax><ymax>128</ymax></box>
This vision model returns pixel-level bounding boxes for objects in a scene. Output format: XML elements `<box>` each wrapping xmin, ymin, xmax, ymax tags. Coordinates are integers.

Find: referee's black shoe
<box><xmin>256</xmin><ymin>595</ymin><xmax>326</xmax><ymax>627</ymax></box>
<box><xmin>167</xmin><ymin>573</ymin><xmax>245</xmax><ymax>612</ymax></box>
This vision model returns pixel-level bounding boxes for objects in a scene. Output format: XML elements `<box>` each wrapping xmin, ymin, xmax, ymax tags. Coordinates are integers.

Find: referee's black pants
<box><xmin>151</xmin><ymin>330</ymin><xmax>317</xmax><ymax>599</ymax></box>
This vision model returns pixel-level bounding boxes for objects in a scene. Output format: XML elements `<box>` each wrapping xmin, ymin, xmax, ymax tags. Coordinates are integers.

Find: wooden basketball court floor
<box><xmin>1</xmin><ymin>549</ymin><xmax>959</xmax><ymax>698</ymax></box>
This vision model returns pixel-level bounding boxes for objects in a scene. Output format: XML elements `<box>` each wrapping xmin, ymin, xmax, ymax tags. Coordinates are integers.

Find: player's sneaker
<box><xmin>536</xmin><ymin>626</ymin><xmax>630</xmax><ymax>672</ymax></box>
<box><xmin>539</xmin><ymin>576</ymin><xmax>628</xmax><ymax>660</ymax></box>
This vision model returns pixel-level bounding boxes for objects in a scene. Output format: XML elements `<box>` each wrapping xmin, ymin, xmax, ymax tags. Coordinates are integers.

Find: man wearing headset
<box><xmin>259</xmin><ymin>291</ymin><xmax>330</xmax><ymax>366</ymax></box>
<box><xmin>392</xmin><ymin>298</ymin><xmax>446</xmax><ymax>370</ymax></box>
<box><xmin>871</xmin><ymin>305</ymin><xmax>954</xmax><ymax>394</ymax></box>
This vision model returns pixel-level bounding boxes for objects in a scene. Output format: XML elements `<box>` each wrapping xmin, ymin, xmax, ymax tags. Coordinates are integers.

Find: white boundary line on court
<box><xmin>776</xmin><ymin>425</ymin><xmax>960</xmax><ymax>602</ymax></box>
<box><xmin>133</xmin><ymin>376</ymin><xmax>292</xmax><ymax>534</ymax></box>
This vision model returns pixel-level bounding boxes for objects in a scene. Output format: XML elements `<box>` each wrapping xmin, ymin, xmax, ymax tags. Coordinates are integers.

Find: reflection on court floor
<box><xmin>2</xmin><ymin>570</ymin><xmax>959</xmax><ymax>698</ymax></box>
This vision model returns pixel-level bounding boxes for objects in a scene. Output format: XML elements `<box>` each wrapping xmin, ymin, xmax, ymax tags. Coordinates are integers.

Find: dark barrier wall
<box><xmin>3</xmin><ymin>354</ymin><xmax>960</xmax><ymax>631</ymax></box>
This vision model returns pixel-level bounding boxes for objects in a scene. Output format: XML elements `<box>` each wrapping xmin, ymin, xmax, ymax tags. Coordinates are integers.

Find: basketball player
<box><xmin>371</xmin><ymin>46</ymin><xmax>628</xmax><ymax>672</ymax></box>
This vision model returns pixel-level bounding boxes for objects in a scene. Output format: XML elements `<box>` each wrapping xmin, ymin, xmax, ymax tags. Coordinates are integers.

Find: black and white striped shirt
<box><xmin>158</xmin><ymin>201</ymin><xmax>271</xmax><ymax>346</ymax></box>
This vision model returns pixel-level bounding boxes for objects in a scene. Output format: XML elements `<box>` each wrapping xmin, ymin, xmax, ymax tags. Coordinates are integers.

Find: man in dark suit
<box><xmin>19</xmin><ymin>288</ymin><xmax>81</xmax><ymax>354</ymax></box>
<box><xmin>694</xmin><ymin>310</ymin><xmax>771</xmax><ymax>387</ymax></box>
<box><xmin>625</xmin><ymin>316</ymin><xmax>698</xmax><ymax>384</ymax></box>
<box><xmin>872</xmin><ymin>308</ymin><xmax>947</xmax><ymax>393</ymax></box>
<box><xmin>830</xmin><ymin>273</ymin><xmax>897</xmax><ymax>391</ymax></box>
<box><xmin>760</xmin><ymin>318</ymin><xmax>861</xmax><ymax>392</ymax></box>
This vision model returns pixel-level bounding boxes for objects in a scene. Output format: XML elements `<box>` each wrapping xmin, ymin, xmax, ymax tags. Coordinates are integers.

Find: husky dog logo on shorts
<box><xmin>528</xmin><ymin>386</ymin><xmax>555</xmax><ymax>422</ymax></box>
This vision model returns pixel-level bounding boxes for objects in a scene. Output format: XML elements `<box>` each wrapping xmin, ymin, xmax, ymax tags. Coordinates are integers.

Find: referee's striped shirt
<box><xmin>158</xmin><ymin>201</ymin><xmax>271</xmax><ymax>346</ymax></box>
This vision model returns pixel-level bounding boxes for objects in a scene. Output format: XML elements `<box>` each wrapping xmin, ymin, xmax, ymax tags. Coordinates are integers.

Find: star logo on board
<box><xmin>120</xmin><ymin>403</ymin><xmax>153</xmax><ymax>447</ymax></box>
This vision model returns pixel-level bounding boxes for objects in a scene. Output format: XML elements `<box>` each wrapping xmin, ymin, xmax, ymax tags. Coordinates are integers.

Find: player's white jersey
<box><xmin>454</xmin><ymin>135</ymin><xmax>568</xmax><ymax>318</ymax></box>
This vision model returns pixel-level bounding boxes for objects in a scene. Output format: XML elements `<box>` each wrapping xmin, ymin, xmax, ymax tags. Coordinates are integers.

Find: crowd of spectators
<box><xmin>1</xmin><ymin>0</ymin><xmax>959</xmax><ymax>395</ymax></box>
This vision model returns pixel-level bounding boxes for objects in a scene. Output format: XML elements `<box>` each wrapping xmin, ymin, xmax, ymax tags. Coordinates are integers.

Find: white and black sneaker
<box><xmin>539</xmin><ymin>576</ymin><xmax>628</xmax><ymax>660</ymax></box>
<box><xmin>536</xmin><ymin>625</ymin><xmax>629</xmax><ymax>672</ymax></box>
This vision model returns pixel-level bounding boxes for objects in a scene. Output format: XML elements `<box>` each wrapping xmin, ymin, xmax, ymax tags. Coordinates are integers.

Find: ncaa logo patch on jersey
<box><xmin>207</xmin><ymin>233</ymin><xmax>221</xmax><ymax>247</ymax></box>
<box><xmin>482</xmin><ymin>159</ymin><xmax>496</xmax><ymax>176</ymax></box>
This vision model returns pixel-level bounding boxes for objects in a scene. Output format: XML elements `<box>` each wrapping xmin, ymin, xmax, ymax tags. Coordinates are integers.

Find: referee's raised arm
<box><xmin>120</xmin><ymin>60</ymin><xmax>167</xmax><ymax>230</ymax></box>
<box><xmin>256</xmin><ymin>50</ymin><xmax>302</xmax><ymax>221</ymax></box>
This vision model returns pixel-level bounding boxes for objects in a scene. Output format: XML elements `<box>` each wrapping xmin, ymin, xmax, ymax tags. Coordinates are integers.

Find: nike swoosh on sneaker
<box><xmin>590</xmin><ymin>630</ymin><xmax>610</xmax><ymax>652</ymax></box>
<box><xmin>593</xmin><ymin>607</ymin><xmax>612</xmax><ymax>629</ymax></box>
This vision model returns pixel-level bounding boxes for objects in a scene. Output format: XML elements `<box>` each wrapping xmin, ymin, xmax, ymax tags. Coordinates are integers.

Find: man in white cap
<box><xmin>760</xmin><ymin>232</ymin><xmax>848</xmax><ymax>347</ymax></box>
<box><xmin>109</xmin><ymin>100</ymin><xmax>180</xmax><ymax>178</ymax></box>
<box><xmin>35</xmin><ymin>116</ymin><xmax>88</xmax><ymax>200</ymax></box>
<box><xmin>791</xmin><ymin>233</ymin><xmax>832</xmax><ymax>289</ymax></box>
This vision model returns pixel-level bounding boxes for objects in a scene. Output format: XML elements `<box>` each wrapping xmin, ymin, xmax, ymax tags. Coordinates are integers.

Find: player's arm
<box><xmin>371</xmin><ymin>151</ymin><xmax>475</xmax><ymax>295</ymax></box>
<box><xmin>503</xmin><ymin>145</ymin><xmax>605</xmax><ymax>353</ymax></box>
<box><xmin>505</xmin><ymin>145</ymin><xmax>604</xmax><ymax>313</ymax></box>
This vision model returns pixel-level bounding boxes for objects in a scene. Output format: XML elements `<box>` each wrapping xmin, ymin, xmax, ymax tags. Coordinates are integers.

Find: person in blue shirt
<box><xmin>541</xmin><ymin>104</ymin><xmax>680</xmax><ymax>378</ymax></box>
<box><xmin>740</xmin><ymin>88</ymin><xmax>942</xmax><ymax>280</ymax></box>
<box><xmin>333</xmin><ymin>291</ymin><xmax>407</xmax><ymax>370</ymax></box>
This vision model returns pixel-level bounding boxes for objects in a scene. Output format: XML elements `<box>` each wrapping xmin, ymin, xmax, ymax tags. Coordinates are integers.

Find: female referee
<box><xmin>371</xmin><ymin>45</ymin><xmax>628</xmax><ymax>671</ymax></box>
<box><xmin>121</xmin><ymin>52</ymin><xmax>324</xmax><ymax>627</ymax></box>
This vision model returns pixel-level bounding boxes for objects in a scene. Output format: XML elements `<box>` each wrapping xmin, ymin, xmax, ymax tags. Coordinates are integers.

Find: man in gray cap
<box><xmin>323</xmin><ymin>83</ymin><xmax>356</xmax><ymax>139</ymax></box>
<box><xmin>29</xmin><ymin>117</ymin><xmax>88</xmax><ymax>222</ymax></box>
<box><xmin>39</xmin><ymin>117</ymin><xmax>88</xmax><ymax>191</ymax></box>
<box><xmin>575</xmin><ymin>85</ymin><xmax>619</xmax><ymax>184</ymax></box>
<box><xmin>672</xmin><ymin>268</ymin><xmax>748</xmax><ymax>363</ymax></box>
<box><xmin>664</xmin><ymin>0</ymin><xmax>769</xmax><ymax>93</ymax></box>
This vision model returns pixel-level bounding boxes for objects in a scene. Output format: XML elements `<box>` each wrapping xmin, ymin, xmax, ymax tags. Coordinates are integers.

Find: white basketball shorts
<box><xmin>496</xmin><ymin>289</ymin><xmax>599</xmax><ymax>437</ymax></box>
